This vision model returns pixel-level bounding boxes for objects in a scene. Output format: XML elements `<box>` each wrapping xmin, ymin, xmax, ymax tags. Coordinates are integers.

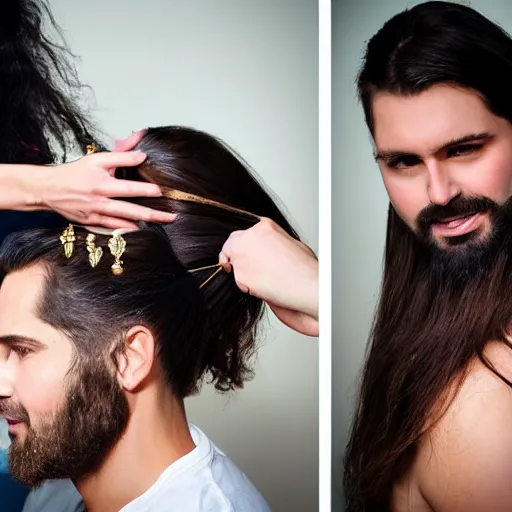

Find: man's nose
<box><xmin>426</xmin><ymin>161</ymin><xmax>462</xmax><ymax>206</ymax></box>
<box><xmin>0</xmin><ymin>357</ymin><xmax>14</xmax><ymax>400</ymax></box>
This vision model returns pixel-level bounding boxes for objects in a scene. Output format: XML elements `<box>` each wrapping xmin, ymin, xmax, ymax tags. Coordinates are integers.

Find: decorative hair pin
<box><xmin>162</xmin><ymin>189</ymin><xmax>260</xmax><ymax>221</ymax></box>
<box><xmin>86</xmin><ymin>143</ymin><xmax>98</xmax><ymax>155</ymax></box>
<box><xmin>107</xmin><ymin>231</ymin><xmax>127</xmax><ymax>275</ymax></box>
<box><xmin>136</xmin><ymin>166</ymin><xmax>260</xmax><ymax>221</ymax></box>
<box><xmin>59</xmin><ymin>225</ymin><xmax>223</xmax><ymax>286</ymax></box>
<box><xmin>86</xmin><ymin>142</ymin><xmax>108</xmax><ymax>155</ymax></box>
<box><xmin>85</xmin><ymin>233</ymin><xmax>103</xmax><ymax>268</ymax></box>
<box><xmin>59</xmin><ymin>224</ymin><xmax>128</xmax><ymax>275</ymax></box>
<box><xmin>59</xmin><ymin>224</ymin><xmax>76</xmax><ymax>258</ymax></box>
<box><xmin>188</xmin><ymin>263</ymin><xmax>224</xmax><ymax>289</ymax></box>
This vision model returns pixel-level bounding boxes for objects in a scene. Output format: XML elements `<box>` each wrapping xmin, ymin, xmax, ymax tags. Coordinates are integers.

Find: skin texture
<box><xmin>415</xmin><ymin>343</ymin><xmax>512</xmax><ymax>512</ymax></box>
<box><xmin>220</xmin><ymin>218</ymin><xmax>319</xmax><ymax>336</ymax></box>
<box><xmin>0</xmin><ymin>266</ymin><xmax>72</xmax><ymax>434</ymax></box>
<box><xmin>373</xmin><ymin>84</ymin><xmax>512</xmax><ymax>247</ymax></box>
<box><xmin>0</xmin><ymin>131</ymin><xmax>176</xmax><ymax>229</ymax></box>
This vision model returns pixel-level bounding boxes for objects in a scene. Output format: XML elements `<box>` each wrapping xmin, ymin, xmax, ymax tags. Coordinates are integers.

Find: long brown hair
<box><xmin>344</xmin><ymin>205</ymin><xmax>512</xmax><ymax>510</ymax></box>
<box><xmin>343</xmin><ymin>3</ymin><xmax>512</xmax><ymax>509</ymax></box>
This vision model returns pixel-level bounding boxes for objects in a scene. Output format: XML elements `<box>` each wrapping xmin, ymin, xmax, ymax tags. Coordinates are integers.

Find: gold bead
<box><xmin>112</xmin><ymin>264</ymin><xmax>124</xmax><ymax>276</ymax></box>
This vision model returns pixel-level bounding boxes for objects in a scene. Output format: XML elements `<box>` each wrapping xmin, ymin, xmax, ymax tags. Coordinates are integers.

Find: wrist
<box><xmin>285</xmin><ymin>256</ymin><xmax>318</xmax><ymax>319</ymax></box>
<box><xmin>18</xmin><ymin>165</ymin><xmax>52</xmax><ymax>211</ymax></box>
<box><xmin>0</xmin><ymin>164</ymin><xmax>45</xmax><ymax>211</ymax></box>
<box><xmin>301</xmin><ymin>260</ymin><xmax>319</xmax><ymax>320</ymax></box>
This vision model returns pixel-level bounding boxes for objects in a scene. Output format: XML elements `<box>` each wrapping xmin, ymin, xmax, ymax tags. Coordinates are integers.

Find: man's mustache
<box><xmin>0</xmin><ymin>401</ymin><xmax>30</xmax><ymax>424</ymax></box>
<box><xmin>417</xmin><ymin>196</ymin><xmax>498</xmax><ymax>232</ymax></box>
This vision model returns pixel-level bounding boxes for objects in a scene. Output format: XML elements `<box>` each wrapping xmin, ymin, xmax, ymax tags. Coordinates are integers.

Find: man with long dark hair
<box><xmin>344</xmin><ymin>2</ymin><xmax>512</xmax><ymax>511</ymax></box>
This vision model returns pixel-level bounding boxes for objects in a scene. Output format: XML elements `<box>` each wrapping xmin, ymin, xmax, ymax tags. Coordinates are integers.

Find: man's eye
<box><xmin>387</xmin><ymin>156</ymin><xmax>420</xmax><ymax>170</ymax></box>
<box><xmin>11</xmin><ymin>346</ymin><xmax>32</xmax><ymax>358</ymax></box>
<box><xmin>447</xmin><ymin>144</ymin><xmax>482</xmax><ymax>157</ymax></box>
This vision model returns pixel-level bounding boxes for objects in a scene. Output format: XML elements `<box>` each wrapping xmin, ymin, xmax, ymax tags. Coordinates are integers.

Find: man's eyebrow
<box><xmin>374</xmin><ymin>132</ymin><xmax>494</xmax><ymax>162</ymax></box>
<box><xmin>0</xmin><ymin>335</ymin><xmax>46</xmax><ymax>348</ymax></box>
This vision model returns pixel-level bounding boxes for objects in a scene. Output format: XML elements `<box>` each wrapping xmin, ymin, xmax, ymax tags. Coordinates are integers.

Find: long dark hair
<box><xmin>344</xmin><ymin>2</ymin><xmax>512</xmax><ymax>510</ymax></box>
<box><xmin>0</xmin><ymin>126</ymin><xmax>299</xmax><ymax>397</ymax></box>
<box><xmin>0</xmin><ymin>0</ymin><xmax>99</xmax><ymax>165</ymax></box>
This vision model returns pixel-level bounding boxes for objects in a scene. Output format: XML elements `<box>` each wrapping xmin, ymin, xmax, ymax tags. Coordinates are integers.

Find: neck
<box><xmin>75</xmin><ymin>383</ymin><xmax>194</xmax><ymax>512</ymax></box>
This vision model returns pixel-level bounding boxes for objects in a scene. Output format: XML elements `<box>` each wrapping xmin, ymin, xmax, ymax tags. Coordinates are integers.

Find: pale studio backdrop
<box><xmin>332</xmin><ymin>0</ymin><xmax>512</xmax><ymax>510</ymax></box>
<box><xmin>46</xmin><ymin>1</ymin><xmax>319</xmax><ymax>511</ymax></box>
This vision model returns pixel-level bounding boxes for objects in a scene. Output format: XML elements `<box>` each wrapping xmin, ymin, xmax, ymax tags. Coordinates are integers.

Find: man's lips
<box><xmin>431</xmin><ymin>212</ymin><xmax>486</xmax><ymax>238</ymax></box>
<box><xmin>3</xmin><ymin>417</ymin><xmax>23</xmax><ymax>426</ymax></box>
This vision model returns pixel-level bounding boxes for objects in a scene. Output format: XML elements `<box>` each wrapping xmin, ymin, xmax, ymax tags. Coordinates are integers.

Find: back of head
<box><xmin>0</xmin><ymin>0</ymin><xmax>99</xmax><ymax>164</ymax></box>
<box><xmin>118</xmin><ymin>126</ymin><xmax>299</xmax><ymax>391</ymax></box>
<box><xmin>358</xmin><ymin>1</ymin><xmax>512</xmax><ymax>134</ymax></box>
<box><xmin>0</xmin><ymin>126</ymin><xmax>298</xmax><ymax>399</ymax></box>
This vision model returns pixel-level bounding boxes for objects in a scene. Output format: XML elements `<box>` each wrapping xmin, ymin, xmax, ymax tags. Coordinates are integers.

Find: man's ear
<box><xmin>115</xmin><ymin>326</ymin><xmax>156</xmax><ymax>392</ymax></box>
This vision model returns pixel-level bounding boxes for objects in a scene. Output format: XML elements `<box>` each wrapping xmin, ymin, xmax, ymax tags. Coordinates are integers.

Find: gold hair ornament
<box><xmin>59</xmin><ymin>226</ymin><xmax>224</xmax><ymax>286</ymax></box>
<box><xmin>107</xmin><ymin>231</ymin><xmax>127</xmax><ymax>275</ymax></box>
<box><xmin>85</xmin><ymin>233</ymin><xmax>103</xmax><ymax>268</ymax></box>
<box><xmin>59</xmin><ymin>224</ymin><xmax>76</xmax><ymax>258</ymax></box>
<box><xmin>162</xmin><ymin>188</ymin><xmax>260</xmax><ymax>221</ymax></box>
<box><xmin>86</xmin><ymin>143</ymin><xmax>98</xmax><ymax>155</ymax></box>
<box><xmin>136</xmin><ymin>167</ymin><xmax>260</xmax><ymax>221</ymax></box>
<box><xmin>59</xmin><ymin>225</ymin><xmax>130</xmax><ymax>275</ymax></box>
<box><xmin>188</xmin><ymin>263</ymin><xmax>224</xmax><ymax>289</ymax></box>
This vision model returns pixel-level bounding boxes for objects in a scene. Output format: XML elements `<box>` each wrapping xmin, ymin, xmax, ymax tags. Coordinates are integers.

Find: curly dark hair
<box><xmin>0</xmin><ymin>0</ymin><xmax>100</xmax><ymax>166</ymax></box>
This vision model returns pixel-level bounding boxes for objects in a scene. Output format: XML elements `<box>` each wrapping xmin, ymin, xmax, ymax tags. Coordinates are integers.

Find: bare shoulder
<box><xmin>415</xmin><ymin>342</ymin><xmax>512</xmax><ymax>512</ymax></box>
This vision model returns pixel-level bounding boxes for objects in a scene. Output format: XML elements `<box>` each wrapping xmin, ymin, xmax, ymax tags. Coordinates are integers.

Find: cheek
<box><xmin>382</xmin><ymin>171</ymin><xmax>427</xmax><ymax>229</ymax></box>
<box><xmin>466</xmin><ymin>149</ymin><xmax>512</xmax><ymax>202</ymax></box>
<box><xmin>16</xmin><ymin>350</ymin><xmax>72</xmax><ymax>422</ymax></box>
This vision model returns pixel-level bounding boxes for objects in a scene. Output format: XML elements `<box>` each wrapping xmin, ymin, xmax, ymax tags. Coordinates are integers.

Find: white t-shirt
<box><xmin>22</xmin><ymin>424</ymin><xmax>271</xmax><ymax>512</ymax></box>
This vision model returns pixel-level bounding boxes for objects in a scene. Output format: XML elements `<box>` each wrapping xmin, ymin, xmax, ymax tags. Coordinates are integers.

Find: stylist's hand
<box><xmin>219</xmin><ymin>218</ymin><xmax>318</xmax><ymax>337</ymax></box>
<box><xmin>31</xmin><ymin>132</ymin><xmax>175</xmax><ymax>229</ymax></box>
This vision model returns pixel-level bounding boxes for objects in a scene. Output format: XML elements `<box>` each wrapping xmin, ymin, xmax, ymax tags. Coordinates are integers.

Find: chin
<box><xmin>437</xmin><ymin>228</ymin><xmax>485</xmax><ymax>249</ymax></box>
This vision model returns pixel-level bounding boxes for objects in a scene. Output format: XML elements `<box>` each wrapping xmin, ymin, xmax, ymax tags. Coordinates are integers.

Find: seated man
<box><xmin>0</xmin><ymin>126</ymin><xmax>314</xmax><ymax>512</ymax></box>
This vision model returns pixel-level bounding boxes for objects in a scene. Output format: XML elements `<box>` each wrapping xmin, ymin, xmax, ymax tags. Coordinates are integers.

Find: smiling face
<box><xmin>372</xmin><ymin>84</ymin><xmax>512</xmax><ymax>276</ymax></box>
<box><xmin>0</xmin><ymin>263</ymin><xmax>129</xmax><ymax>486</ymax></box>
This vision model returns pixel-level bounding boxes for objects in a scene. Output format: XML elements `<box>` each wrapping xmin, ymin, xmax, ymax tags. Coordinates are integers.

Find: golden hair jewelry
<box><xmin>86</xmin><ymin>143</ymin><xmax>98</xmax><ymax>155</ymax></box>
<box><xmin>86</xmin><ymin>233</ymin><xmax>103</xmax><ymax>268</ymax></box>
<box><xmin>59</xmin><ymin>224</ymin><xmax>224</xmax><ymax>286</ymax></box>
<box><xmin>59</xmin><ymin>224</ymin><xmax>76</xmax><ymax>258</ymax></box>
<box><xmin>137</xmin><ymin>165</ymin><xmax>260</xmax><ymax>221</ymax></box>
<box><xmin>162</xmin><ymin>189</ymin><xmax>260</xmax><ymax>221</ymax></box>
<box><xmin>108</xmin><ymin>231</ymin><xmax>127</xmax><ymax>275</ymax></box>
<box><xmin>188</xmin><ymin>263</ymin><xmax>224</xmax><ymax>289</ymax></box>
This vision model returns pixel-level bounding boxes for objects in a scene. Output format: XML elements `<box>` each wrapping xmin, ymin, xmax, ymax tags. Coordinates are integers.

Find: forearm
<box><xmin>294</xmin><ymin>259</ymin><xmax>319</xmax><ymax>320</ymax></box>
<box><xmin>0</xmin><ymin>164</ymin><xmax>47</xmax><ymax>211</ymax></box>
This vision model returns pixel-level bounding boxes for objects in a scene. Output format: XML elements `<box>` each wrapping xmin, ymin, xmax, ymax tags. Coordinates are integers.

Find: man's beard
<box><xmin>0</xmin><ymin>359</ymin><xmax>129</xmax><ymax>487</ymax></box>
<box><xmin>415</xmin><ymin>195</ymin><xmax>512</xmax><ymax>287</ymax></box>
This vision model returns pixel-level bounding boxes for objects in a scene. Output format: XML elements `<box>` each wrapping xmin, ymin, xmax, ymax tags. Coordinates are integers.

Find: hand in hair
<box><xmin>219</xmin><ymin>218</ymin><xmax>318</xmax><ymax>337</ymax></box>
<box><xmin>113</xmin><ymin>130</ymin><xmax>146</xmax><ymax>152</ymax></box>
<box><xmin>22</xmin><ymin>150</ymin><xmax>176</xmax><ymax>229</ymax></box>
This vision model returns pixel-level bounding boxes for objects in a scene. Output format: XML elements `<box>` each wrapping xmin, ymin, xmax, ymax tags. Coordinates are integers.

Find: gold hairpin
<box><xmin>59</xmin><ymin>224</ymin><xmax>226</xmax><ymax>286</ymax></box>
<box><xmin>86</xmin><ymin>143</ymin><xmax>98</xmax><ymax>155</ymax></box>
<box><xmin>108</xmin><ymin>231</ymin><xmax>127</xmax><ymax>275</ymax></box>
<box><xmin>162</xmin><ymin>189</ymin><xmax>260</xmax><ymax>221</ymax></box>
<box><xmin>58</xmin><ymin>225</ymin><xmax>130</xmax><ymax>275</ymax></box>
<box><xmin>188</xmin><ymin>263</ymin><xmax>224</xmax><ymax>289</ymax></box>
<box><xmin>59</xmin><ymin>224</ymin><xmax>76</xmax><ymax>258</ymax></box>
<box><xmin>86</xmin><ymin>233</ymin><xmax>103</xmax><ymax>268</ymax></box>
<box><xmin>136</xmin><ymin>168</ymin><xmax>259</xmax><ymax>221</ymax></box>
